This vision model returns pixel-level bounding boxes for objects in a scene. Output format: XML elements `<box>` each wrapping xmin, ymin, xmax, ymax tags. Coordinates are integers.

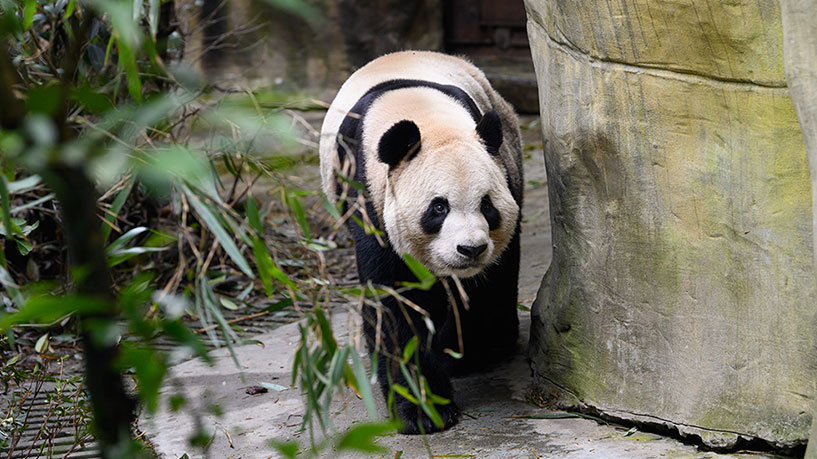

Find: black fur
<box><xmin>378</xmin><ymin>120</ymin><xmax>421</xmax><ymax>168</ymax></box>
<box><xmin>420</xmin><ymin>197</ymin><xmax>449</xmax><ymax>234</ymax></box>
<box><xmin>336</xmin><ymin>80</ymin><xmax>520</xmax><ymax>435</ymax></box>
<box><xmin>475</xmin><ymin>109</ymin><xmax>503</xmax><ymax>155</ymax></box>
<box><xmin>480</xmin><ymin>195</ymin><xmax>501</xmax><ymax>231</ymax></box>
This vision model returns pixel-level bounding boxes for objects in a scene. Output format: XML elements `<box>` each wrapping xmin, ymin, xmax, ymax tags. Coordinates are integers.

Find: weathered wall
<box><xmin>525</xmin><ymin>0</ymin><xmax>816</xmax><ymax>449</ymax></box>
<box><xmin>780</xmin><ymin>1</ymin><xmax>817</xmax><ymax>456</ymax></box>
<box><xmin>174</xmin><ymin>0</ymin><xmax>443</xmax><ymax>100</ymax></box>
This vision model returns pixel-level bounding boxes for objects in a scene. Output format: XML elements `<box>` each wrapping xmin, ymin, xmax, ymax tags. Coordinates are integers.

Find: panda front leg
<box><xmin>455</xmin><ymin>222</ymin><xmax>521</xmax><ymax>371</ymax></box>
<box><xmin>363</xmin><ymin>289</ymin><xmax>460</xmax><ymax>434</ymax></box>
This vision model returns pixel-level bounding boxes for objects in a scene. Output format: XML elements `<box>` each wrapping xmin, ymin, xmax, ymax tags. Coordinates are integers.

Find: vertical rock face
<box><xmin>525</xmin><ymin>0</ymin><xmax>816</xmax><ymax>449</ymax></box>
<box><xmin>780</xmin><ymin>1</ymin><xmax>817</xmax><ymax>455</ymax></box>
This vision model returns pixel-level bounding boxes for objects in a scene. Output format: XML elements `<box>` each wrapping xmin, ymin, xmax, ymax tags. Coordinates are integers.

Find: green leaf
<box><xmin>22</xmin><ymin>0</ymin><xmax>36</xmax><ymax>30</ymax></box>
<box><xmin>102</xmin><ymin>177</ymin><xmax>135</xmax><ymax>241</ymax></box>
<box><xmin>322</xmin><ymin>196</ymin><xmax>341</xmax><ymax>220</ymax></box>
<box><xmin>0</xmin><ymin>266</ymin><xmax>24</xmax><ymax>308</ymax></box>
<box><xmin>107</xmin><ymin>247</ymin><xmax>167</xmax><ymax>267</ymax></box>
<box><xmin>0</xmin><ymin>174</ymin><xmax>14</xmax><ymax>242</ymax></box>
<box><xmin>402</xmin><ymin>336</ymin><xmax>418</xmax><ymax>363</ymax></box>
<box><xmin>9</xmin><ymin>193</ymin><xmax>54</xmax><ymax>215</ymax></box>
<box><xmin>169</xmin><ymin>394</ymin><xmax>186</xmax><ymax>411</ymax></box>
<box><xmin>220</xmin><ymin>297</ymin><xmax>238</xmax><ymax>310</ymax></box>
<box><xmin>286</xmin><ymin>192</ymin><xmax>311</xmax><ymax>240</ymax></box>
<box><xmin>117</xmin><ymin>344</ymin><xmax>168</xmax><ymax>413</ymax></box>
<box><xmin>261</xmin><ymin>298</ymin><xmax>292</xmax><ymax>313</ymax></box>
<box><xmin>106</xmin><ymin>226</ymin><xmax>148</xmax><ymax>253</ymax></box>
<box><xmin>258</xmin><ymin>381</ymin><xmax>287</xmax><ymax>392</ymax></box>
<box><xmin>246</xmin><ymin>197</ymin><xmax>282</xmax><ymax>297</ymax></box>
<box><xmin>391</xmin><ymin>384</ymin><xmax>418</xmax><ymax>405</ymax></box>
<box><xmin>246</xmin><ymin>194</ymin><xmax>263</xmax><ymax>234</ymax></box>
<box><xmin>0</xmin><ymin>217</ymin><xmax>36</xmax><ymax>238</ymax></box>
<box><xmin>314</xmin><ymin>307</ymin><xmax>337</xmax><ymax>355</ymax></box>
<box><xmin>424</xmin><ymin>378</ymin><xmax>450</xmax><ymax>406</ymax></box>
<box><xmin>72</xmin><ymin>86</ymin><xmax>115</xmax><ymax>115</ymax></box>
<box><xmin>0</xmin><ymin>295</ymin><xmax>110</xmax><ymax>331</ymax></box>
<box><xmin>398</xmin><ymin>362</ymin><xmax>443</xmax><ymax>428</ymax></box>
<box><xmin>0</xmin><ymin>0</ymin><xmax>23</xmax><ymax>35</ymax></box>
<box><xmin>14</xmin><ymin>238</ymin><xmax>32</xmax><ymax>256</ymax></box>
<box><xmin>26</xmin><ymin>86</ymin><xmax>63</xmax><ymax>116</ymax></box>
<box><xmin>335</xmin><ymin>421</ymin><xmax>397</xmax><ymax>453</ymax></box>
<box><xmin>185</xmin><ymin>189</ymin><xmax>254</xmax><ymax>277</ymax></box>
<box><xmin>64</xmin><ymin>0</ymin><xmax>76</xmax><ymax>18</ymax></box>
<box><xmin>34</xmin><ymin>333</ymin><xmax>49</xmax><ymax>353</ymax></box>
<box><xmin>6</xmin><ymin>174</ymin><xmax>41</xmax><ymax>193</ymax></box>
<box><xmin>400</xmin><ymin>254</ymin><xmax>436</xmax><ymax>290</ymax></box>
<box><xmin>267</xmin><ymin>439</ymin><xmax>299</xmax><ymax>459</ymax></box>
<box><xmin>624</xmin><ymin>426</ymin><xmax>638</xmax><ymax>437</ymax></box>
<box><xmin>349</xmin><ymin>347</ymin><xmax>378</xmax><ymax>421</ymax></box>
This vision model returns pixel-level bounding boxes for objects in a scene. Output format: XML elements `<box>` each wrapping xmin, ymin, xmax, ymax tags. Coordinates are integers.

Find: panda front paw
<box><xmin>396</xmin><ymin>399</ymin><xmax>460</xmax><ymax>435</ymax></box>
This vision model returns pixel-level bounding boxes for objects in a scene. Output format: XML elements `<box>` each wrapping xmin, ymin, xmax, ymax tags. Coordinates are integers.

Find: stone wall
<box><xmin>525</xmin><ymin>0</ymin><xmax>816</xmax><ymax>449</ymax></box>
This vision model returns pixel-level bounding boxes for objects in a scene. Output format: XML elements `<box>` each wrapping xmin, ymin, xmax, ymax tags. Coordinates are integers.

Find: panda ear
<box><xmin>476</xmin><ymin>109</ymin><xmax>502</xmax><ymax>155</ymax></box>
<box><xmin>378</xmin><ymin>120</ymin><xmax>422</xmax><ymax>168</ymax></box>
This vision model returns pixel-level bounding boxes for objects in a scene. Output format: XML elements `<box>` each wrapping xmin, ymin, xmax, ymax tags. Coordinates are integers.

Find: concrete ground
<box><xmin>141</xmin><ymin>119</ymin><xmax>773</xmax><ymax>458</ymax></box>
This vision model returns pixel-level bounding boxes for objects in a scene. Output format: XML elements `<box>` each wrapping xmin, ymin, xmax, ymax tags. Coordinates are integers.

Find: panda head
<box><xmin>378</xmin><ymin>110</ymin><xmax>519</xmax><ymax>279</ymax></box>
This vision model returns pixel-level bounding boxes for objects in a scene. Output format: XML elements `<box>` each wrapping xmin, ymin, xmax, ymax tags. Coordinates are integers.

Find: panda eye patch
<box><xmin>481</xmin><ymin>194</ymin><xmax>501</xmax><ymax>231</ymax></box>
<box><xmin>421</xmin><ymin>197</ymin><xmax>449</xmax><ymax>234</ymax></box>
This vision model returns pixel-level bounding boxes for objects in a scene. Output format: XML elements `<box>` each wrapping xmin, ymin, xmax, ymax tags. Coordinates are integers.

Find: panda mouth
<box><xmin>451</xmin><ymin>262</ymin><xmax>480</xmax><ymax>270</ymax></box>
<box><xmin>446</xmin><ymin>261</ymin><xmax>484</xmax><ymax>277</ymax></box>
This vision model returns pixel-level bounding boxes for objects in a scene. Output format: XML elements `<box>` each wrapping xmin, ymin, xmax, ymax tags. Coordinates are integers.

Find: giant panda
<box><xmin>319</xmin><ymin>51</ymin><xmax>523</xmax><ymax>434</ymax></box>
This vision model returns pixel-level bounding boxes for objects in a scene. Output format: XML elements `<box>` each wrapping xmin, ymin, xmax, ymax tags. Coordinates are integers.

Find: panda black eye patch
<box><xmin>421</xmin><ymin>197</ymin><xmax>449</xmax><ymax>234</ymax></box>
<box><xmin>481</xmin><ymin>195</ymin><xmax>501</xmax><ymax>230</ymax></box>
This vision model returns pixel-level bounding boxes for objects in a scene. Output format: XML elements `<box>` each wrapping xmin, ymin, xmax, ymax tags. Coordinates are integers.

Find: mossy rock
<box><xmin>525</xmin><ymin>0</ymin><xmax>816</xmax><ymax>450</ymax></box>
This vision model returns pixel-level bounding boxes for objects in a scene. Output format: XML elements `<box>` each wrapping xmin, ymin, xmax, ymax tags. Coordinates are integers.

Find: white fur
<box><xmin>319</xmin><ymin>51</ymin><xmax>522</xmax><ymax>278</ymax></box>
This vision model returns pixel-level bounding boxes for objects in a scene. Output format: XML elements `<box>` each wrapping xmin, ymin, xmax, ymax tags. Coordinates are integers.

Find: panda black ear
<box><xmin>378</xmin><ymin>120</ymin><xmax>422</xmax><ymax>168</ymax></box>
<box><xmin>476</xmin><ymin>109</ymin><xmax>502</xmax><ymax>155</ymax></box>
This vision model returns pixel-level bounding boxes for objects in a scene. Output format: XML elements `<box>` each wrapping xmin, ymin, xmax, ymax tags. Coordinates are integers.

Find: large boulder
<box><xmin>525</xmin><ymin>0</ymin><xmax>816</xmax><ymax>450</ymax></box>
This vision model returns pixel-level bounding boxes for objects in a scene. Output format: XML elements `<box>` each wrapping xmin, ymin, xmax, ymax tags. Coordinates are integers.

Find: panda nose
<box><xmin>457</xmin><ymin>244</ymin><xmax>487</xmax><ymax>259</ymax></box>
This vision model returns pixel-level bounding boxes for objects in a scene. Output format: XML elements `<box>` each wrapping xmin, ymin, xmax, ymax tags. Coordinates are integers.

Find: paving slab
<box><xmin>142</xmin><ymin>310</ymin><xmax>769</xmax><ymax>459</ymax></box>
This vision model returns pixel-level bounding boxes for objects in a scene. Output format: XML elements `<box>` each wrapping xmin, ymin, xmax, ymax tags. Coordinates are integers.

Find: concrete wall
<box><xmin>525</xmin><ymin>0</ymin><xmax>816</xmax><ymax>450</ymax></box>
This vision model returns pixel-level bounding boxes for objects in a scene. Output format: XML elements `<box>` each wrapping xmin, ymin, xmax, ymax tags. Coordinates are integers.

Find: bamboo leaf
<box><xmin>402</xmin><ymin>336</ymin><xmax>418</xmax><ymax>363</ymax></box>
<box><xmin>349</xmin><ymin>347</ymin><xmax>378</xmax><ymax>420</ymax></box>
<box><xmin>335</xmin><ymin>421</ymin><xmax>397</xmax><ymax>453</ymax></box>
<box><xmin>102</xmin><ymin>177</ymin><xmax>134</xmax><ymax>240</ymax></box>
<box><xmin>34</xmin><ymin>333</ymin><xmax>49</xmax><ymax>353</ymax></box>
<box><xmin>391</xmin><ymin>384</ymin><xmax>418</xmax><ymax>405</ymax></box>
<box><xmin>0</xmin><ymin>295</ymin><xmax>110</xmax><ymax>331</ymax></box>
<box><xmin>400</xmin><ymin>254</ymin><xmax>436</xmax><ymax>290</ymax></box>
<box><xmin>286</xmin><ymin>192</ymin><xmax>311</xmax><ymax>240</ymax></box>
<box><xmin>185</xmin><ymin>189</ymin><xmax>254</xmax><ymax>277</ymax></box>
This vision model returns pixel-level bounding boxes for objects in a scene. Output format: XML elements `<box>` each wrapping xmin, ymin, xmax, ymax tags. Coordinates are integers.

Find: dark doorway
<box><xmin>443</xmin><ymin>0</ymin><xmax>530</xmax><ymax>58</ymax></box>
